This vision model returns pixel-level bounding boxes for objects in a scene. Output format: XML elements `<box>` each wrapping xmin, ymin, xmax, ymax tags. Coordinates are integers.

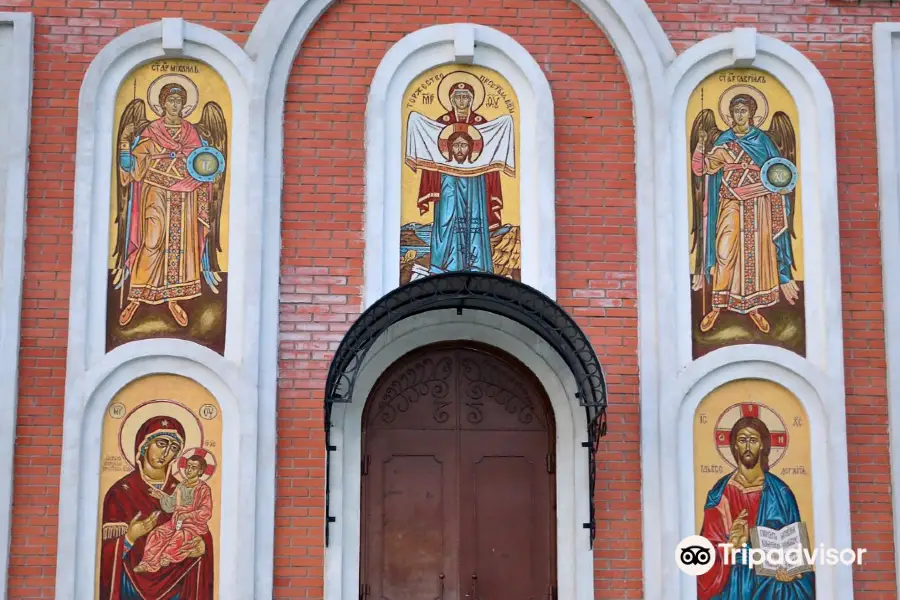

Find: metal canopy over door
<box><xmin>360</xmin><ymin>343</ymin><xmax>557</xmax><ymax>600</ymax></box>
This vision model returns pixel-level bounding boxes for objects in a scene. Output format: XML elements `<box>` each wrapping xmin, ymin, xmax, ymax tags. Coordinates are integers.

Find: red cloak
<box><xmin>98</xmin><ymin>468</ymin><xmax>215</xmax><ymax>599</ymax></box>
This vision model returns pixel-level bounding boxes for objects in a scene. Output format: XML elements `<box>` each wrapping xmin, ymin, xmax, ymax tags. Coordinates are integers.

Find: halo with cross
<box><xmin>713</xmin><ymin>401</ymin><xmax>789</xmax><ymax>469</ymax></box>
<box><xmin>177</xmin><ymin>447</ymin><xmax>218</xmax><ymax>482</ymax></box>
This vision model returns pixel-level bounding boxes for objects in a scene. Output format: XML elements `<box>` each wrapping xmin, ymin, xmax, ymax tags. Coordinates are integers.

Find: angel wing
<box><xmin>194</xmin><ymin>101</ymin><xmax>228</xmax><ymax>288</ymax></box>
<box><xmin>765</xmin><ymin>111</ymin><xmax>798</xmax><ymax>249</ymax></box>
<box><xmin>490</xmin><ymin>225</ymin><xmax>521</xmax><ymax>278</ymax></box>
<box><xmin>689</xmin><ymin>108</ymin><xmax>723</xmax><ymax>278</ymax></box>
<box><xmin>112</xmin><ymin>98</ymin><xmax>150</xmax><ymax>289</ymax></box>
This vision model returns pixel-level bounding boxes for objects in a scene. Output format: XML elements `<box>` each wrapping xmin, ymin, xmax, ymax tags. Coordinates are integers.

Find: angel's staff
<box><xmin>699</xmin><ymin>87</ymin><xmax>709</xmax><ymax>319</ymax></box>
<box><xmin>119</xmin><ymin>78</ymin><xmax>138</xmax><ymax>311</ymax></box>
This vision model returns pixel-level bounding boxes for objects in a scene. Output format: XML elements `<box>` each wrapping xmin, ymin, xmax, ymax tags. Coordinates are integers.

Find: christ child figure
<box><xmin>134</xmin><ymin>454</ymin><xmax>214</xmax><ymax>573</ymax></box>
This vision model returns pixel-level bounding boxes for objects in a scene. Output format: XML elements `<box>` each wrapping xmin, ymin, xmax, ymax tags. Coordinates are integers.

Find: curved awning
<box><xmin>323</xmin><ymin>272</ymin><xmax>609</xmax><ymax>547</ymax></box>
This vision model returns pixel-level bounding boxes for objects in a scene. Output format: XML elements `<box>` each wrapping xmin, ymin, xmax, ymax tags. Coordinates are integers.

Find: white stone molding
<box><xmin>874</xmin><ymin>22</ymin><xmax>900</xmax><ymax>596</ymax></box>
<box><xmin>326</xmin><ymin>309</ymin><xmax>594</xmax><ymax>600</ymax></box>
<box><xmin>0</xmin><ymin>12</ymin><xmax>33</xmax><ymax>599</ymax></box>
<box><xmin>246</xmin><ymin>3</ymin><xmax>673</xmax><ymax>595</ymax></box>
<box><xmin>666</xmin><ymin>28</ymin><xmax>842</xmax><ymax>374</ymax></box>
<box><xmin>55</xmin><ymin>342</ymin><xmax>254</xmax><ymax>599</ymax></box>
<box><xmin>656</xmin><ymin>29</ymin><xmax>849</xmax><ymax>599</ymax></box>
<box><xmin>247</xmin><ymin>0</ymin><xmax>674</xmax><ymax>306</ymax></box>
<box><xmin>56</xmin><ymin>21</ymin><xmax>275</xmax><ymax>599</ymax></box>
<box><xmin>363</xmin><ymin>23</ymin><xmax>555</xmax><ymax>304</ymax></box>
<box><xmin>672</xmin><ymin>347</ymin><xmax>852</xmax><ymax>599</ymax></box>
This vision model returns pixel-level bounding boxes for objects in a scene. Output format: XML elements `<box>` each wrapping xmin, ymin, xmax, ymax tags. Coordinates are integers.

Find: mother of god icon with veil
<box><xmin>405</xmin><ymin>71</ymin><xmax>516</xmax><ymax>276</ymax></box>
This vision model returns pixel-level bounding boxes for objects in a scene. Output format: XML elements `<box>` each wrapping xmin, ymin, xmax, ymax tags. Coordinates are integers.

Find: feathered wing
<box><xmin>689</xmin><ymin>108</ymin><xmax>722</xmax><ymax>278</ymax></box>
<box><xmin>194</xmin><ymin>101</ymin><xmax>228</xmax><ymax>284</ymax></box>
<box><xmin>765</xmin><ymin>111</ymin><xmax>798</xmax><ymax>248</ymax></box>
<box><xmin>112</xmin><ymin>98</ymin><xmax>150</xmax><ymax>288</ymax></box>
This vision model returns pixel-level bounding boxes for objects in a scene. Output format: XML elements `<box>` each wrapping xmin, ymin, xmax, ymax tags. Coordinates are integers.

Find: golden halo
<box><xmin>147</xmin><ymin>74</ymin><xmax>200</xmax><ymax>118</ymax></box>
<box><xmin>118</xmin><ymin>400</ymin><xmax>204</xmax><ymax>468</ymax></box>
<box><xmin>718</xmin><ymin>84</ymin><xmax>769</xmax><ymax>128</ymax></box>
<box><xmin>437</xmin><ymin>71</ymin><xmax>486</xmax><ymax>112</ymax></box>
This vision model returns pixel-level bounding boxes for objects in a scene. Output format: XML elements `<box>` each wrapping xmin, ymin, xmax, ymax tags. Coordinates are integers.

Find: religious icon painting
<box><xmin>687</xmin><ymin>69</ymin><xmax>805</xmax><ymax>359</ymax></box>
<box><xmin>401</xmin><ymin>65</ymin><xmax>521</xmax><ymax>285</ymax></box>
<box><xmin>693</xmin><ymin>379</ymin><xmax>815</xmax><ymax>599</ymax></box>
<box><xmin>107</xmin><ymin>59</ymin><xmax>231</xmax><ymax>355</ymax></box>
<box><xmin>95</xmin><ymin>374</ymin><xmax>222</xmax><ymax>600</ymax></box>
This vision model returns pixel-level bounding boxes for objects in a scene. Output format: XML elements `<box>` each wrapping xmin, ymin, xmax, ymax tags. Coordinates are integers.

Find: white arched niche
<box><xmin>54</xmin><ymin>345</ymin><xmax>255</xmax><ymax>599</ymax></box>
<box><xmin>65</xmin><ymin>18</ymin><xmax>257</xmax><ymax>371</ymax></box>
<box><xmin>665</xmin><ymin>27</ymin><xmax>842</xmax><ymax>376</ymax></box>
<box><xmin>57</xmin><ymin>20</ymin><xmax>275</xmax><ymax>600</ymax></box>
<box><xmin>246</xmin><ymin>2</ymin><xmax>674</xmax><ymax>597</ymax></box>
<box><xmin>873</xmin><ymin>22</ymin><xmax>900</xmax><ymax>594</ymax></box>
<box><xmin>326</xmin><ymin>309</ymin><xmax>594</xmax><ymax>600</ymax></box>
<box><xmin>362</xmin><ymin>23</ymin><xmax>555</xmax><ymax>304</ymax></box>
<box><xmin>670</xmin><ymin>347</ymin><xmax>853</xmax><ymax>599</ymax></box>
<box><xmin>639</xmin><ymin>28</ymin><xmax>850</xmax><ymax>599</ymax></box>
<box><xmin>0</xmin><ymin>12</ymin><xmax>33</xmax><ymax>600</ymax></box>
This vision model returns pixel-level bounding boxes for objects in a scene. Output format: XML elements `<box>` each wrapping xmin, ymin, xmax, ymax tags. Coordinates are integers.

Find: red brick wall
<box><xmin>0</xmin><ymin>2</ymin><xmax>268</xmax><ymax>598</ymax></box>
<box><xmin>2</xmin><ymin>0</ymin><xmax>898</xmax><ymax>598</ymax></box>
<box><xmin>647</xmin><ymin>3</ymin><xmax>899</xmax><ymax>597</ymax></box>
<box><xmin>278</xmin><ymin>1</ymin><xmax>640</xmax><ymax>597</ymax></box>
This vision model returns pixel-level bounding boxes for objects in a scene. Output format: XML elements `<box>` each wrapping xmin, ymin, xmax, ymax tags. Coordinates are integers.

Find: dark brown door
<box><xmin>361</xmin><ymin>344</ymin><xmax>556</xmax><ymax>600</ymax></box>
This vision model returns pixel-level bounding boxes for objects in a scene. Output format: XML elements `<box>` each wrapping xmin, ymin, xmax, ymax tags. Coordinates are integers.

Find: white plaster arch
<box><xmin>669</xmin><ymin>346</ymin><xmax>852</xmax><ymax>599</ymax></box>
<box><xmin>364</xmin><ymin>23</ymin><xmax>555</xmax><ymax>304</ymax></box>
<box><xmin>244</xmin><ymin>0</ymin><xmax>674</xmax><ymax>304</ymax></box>
<box><xmin>66</xmin><ymin>19</ymin><xmax>255</xmax><ymax>373</ymax></box>
<box><xmin>0</xmin><ymin>12</ymin><xmax>33</xmax><ymax>600</ymax></box>
<box><xmin>325</xmin><ymin>309</ymin><xmax>595</xmax><ymax>600</ymax></box>
<box><xmin>665</xmin><ymin>28</ymin><xmax>842</xmax><ymax>376</ymax></box>
<box><xmin>245</xmin><ymin>4</ymin><xmax>674</xmax><ymax>595</ymax></box>
<box><xmin>645</xmin><ymin>29</ymin><xmax>849</xmax><ymax>599</ymax></box>
<box><xmin>55</xmin><ymin>344</ymin><xmax>255</xmax><ymax>599</ymax></box>
<box><xmin>57</xmin><ymin>20</ymin><xmax>275</xmax><ymax>600</ymax></box>
<box><xmin>873</xmin><ymin>22</ymin><xmax>900</xmax><ymax>595</ymax></box>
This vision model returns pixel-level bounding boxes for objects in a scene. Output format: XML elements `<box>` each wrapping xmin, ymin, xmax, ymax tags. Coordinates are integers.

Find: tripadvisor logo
<box><xmin>675</xmin><ymin>535</ymin><xmax>716</xmax><ymax>576</ymax></box>
<box><xmin>675</xmin><ymin>534</ymin><xmax>868</xmax><ymax>578</ymax></box>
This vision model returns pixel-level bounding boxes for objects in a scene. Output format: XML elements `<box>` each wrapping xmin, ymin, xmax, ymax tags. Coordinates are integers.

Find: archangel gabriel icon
<box><xmin>688</xmin><ymin>73</ymin><xmax>805</xmax><ymax>359</ymax></box>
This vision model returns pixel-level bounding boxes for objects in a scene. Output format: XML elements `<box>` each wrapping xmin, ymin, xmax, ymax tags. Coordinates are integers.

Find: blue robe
<box><xmin>700</xmin><ymin>472</ymin><xmax>815</xmax><ymax>599</ymax></box>
<box><xmin>428</xmin><ymin>173</ymin><xmax>493</xmax><ymax>274</ymax></box>
<box><xmin>703</xmin><ymin>127</ymin><xmax>794</xmax><ymax>286</ymax></box>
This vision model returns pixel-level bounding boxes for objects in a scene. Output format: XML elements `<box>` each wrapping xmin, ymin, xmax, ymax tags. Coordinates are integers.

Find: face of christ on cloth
<box><xmin>448</xmin><ymin>131</ymin><xmax>475</xmax><ymax>164</ymax></box>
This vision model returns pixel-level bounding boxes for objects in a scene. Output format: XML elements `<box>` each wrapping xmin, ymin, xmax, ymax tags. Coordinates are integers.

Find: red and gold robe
<box><xmin>98</xmin><ymin>467</ymin><xmax>214</xmax><ymax>600</ymax></box>
<box><xmin>120</xmin><ymin>119</ymin><xmax>211</xmax><ymax>304</ymax></box>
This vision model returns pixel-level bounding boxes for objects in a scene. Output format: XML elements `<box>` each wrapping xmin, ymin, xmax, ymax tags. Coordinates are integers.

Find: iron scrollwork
<box><xmin>371</xmin><ymin>356</ymin><xmax>453</xmax><ymax>425</ymax></box>
<box><xmin>461</xmin><ymin>357</ymin><xmax>538</xmax><ymax>426</ymax></box>
<box><xmin>323</xmin><ymin>272</ymin><xmax>608</xmax><ymax>548</ymax></box>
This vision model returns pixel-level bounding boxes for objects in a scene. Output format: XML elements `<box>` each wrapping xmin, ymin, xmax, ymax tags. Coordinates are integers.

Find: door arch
<box><xmin>360</xmin><ymin>342</ymin><xmax>557</xmax><ymax>599</ymax></box>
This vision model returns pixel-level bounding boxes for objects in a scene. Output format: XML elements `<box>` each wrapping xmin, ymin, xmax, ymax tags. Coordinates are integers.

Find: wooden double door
<box><xmin>360</xmin><ymin>344</ymin><xmax>557</xmax><ymax>600</ymax></box>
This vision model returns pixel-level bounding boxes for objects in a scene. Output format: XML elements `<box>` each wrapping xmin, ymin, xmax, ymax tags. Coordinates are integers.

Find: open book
<box><xmin>749</xmin><ymin>522</ymin><xmax>814</xmax><ymax>578</ymax></box>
